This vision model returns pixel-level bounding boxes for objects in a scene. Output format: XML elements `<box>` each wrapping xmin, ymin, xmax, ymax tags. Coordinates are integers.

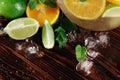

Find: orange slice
<box><xmin>26</xmin><ymin>3</ymin><xmax>60</xmax><ymax>26</ymax></box>
<box><xmin>61</xmin><ymin>0</ymin><xmax>106</xmax><ymax>20</ymax></box>
<box><xmin>57</xmin><ymin>0</ymin><xmax>120</xmax><ymax>31</ymax></box>
<box><xmin>107</xmin><ymin>0</ymin><xmax>120</xmax><ymax>5</ymax></box>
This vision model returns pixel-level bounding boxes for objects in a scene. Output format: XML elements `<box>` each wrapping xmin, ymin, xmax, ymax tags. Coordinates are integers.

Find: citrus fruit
<box><xmin>58</xmin><ymin>0</ymin><xmax>106</xmax><ymax>20</ymax></box>
<box><xmin>26</xmin><ymin>3</ymin><xmax>60</xmax><ymax>26</ymax></box>
<box><xmin>57</xmin><ymin>0</ymin><xmax>120</xmax><ymax>31</ymax></box>
<box><xmin>107</xmin><ymin>0</ymin><xmax>120</xmax><ymax>5</ymax></box>
<box><xmin>42</xmin><ymin>20</ymin><xmax>55</xmax><ymax>49</ymax></box>
<box><xmin>0</xmin><ymin>0</ymin><xmax>26</xmax><ymax>19</ymax></box>
<box><xmin>4</xmin><ymin>18</ymin><xmax>40</xmax><ymax>40</ymax></box>
<box><xmin>102</xmin><ymin>7</ymin><xmax>120</xmax><ymax>17</ymax></box>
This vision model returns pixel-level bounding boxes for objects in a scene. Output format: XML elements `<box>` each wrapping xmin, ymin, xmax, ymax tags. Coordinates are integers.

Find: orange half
<box><xmin>62</xmin><ymin>0</ymin><xmax>106</xmax><ymax>20</ymax></box>
<box><xmin>26</xmin><ymin>3</ymin><xmax>60</xmax><ymax>26</ymax></box>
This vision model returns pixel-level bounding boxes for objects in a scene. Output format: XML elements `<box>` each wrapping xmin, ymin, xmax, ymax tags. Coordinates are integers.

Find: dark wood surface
<box><xmin>0</xmin><ymin>21</ymin><xmax>120</xmax><ymax>80</ymax></box>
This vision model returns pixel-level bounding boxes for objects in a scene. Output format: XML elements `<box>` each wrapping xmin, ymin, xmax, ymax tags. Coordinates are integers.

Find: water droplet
<box><xmin>32</xmin><ymin>70</ymin><xmax>36</xmax><ymax>73</ymax></box>
<box><xmin>87</xmin><ymin>49</ymin><xmax>100</xmax><ymax>59</ymax></box>
<box><xmin>95</xmin><ymin>32</ymin><xmax>110</xmax><ymax>48</ymax></box>
<box><xmin>98</xmin><ymin>33</ymin><xmax>110</xmax><ymax>47</ymax></box>
<box><xmin>16</xmin><ymin>43</ymin><xmax>23</xmax><ymax>51</ymax></box>
<box><xmin>76</xmin><ymin>59</ymin><xmax>93</xmax><ymax>75</ymax></box>
<box><xmin>15</xmin><ymin>71</ymin><xmax>19</xmax><ymax>73</ymax></box>
<box><xmin>67</xmin><ymin>30</ymin><xmax>77</xmax><ymax>42</ymax></box>
<box><xmin>25</xmin><ymin>46</ymin><xmax>39</xmax><ymax>54</ymax></box>
<box><xmin>85</xmin><ymin>37</ymin><xmax>98</xmax><ymax>49</ymax></box>
<box><xmin>117</xmin><ymin>75</ymin><xmax>120</xmax><ymax>78</ymax></box>
<box><xmin>15</xmin><ymin>60</ymin><xmax>18</xmax><ymax>63</ymax></box>
<box><xmin>0</xmin><ymin>27</ymin><xmax>6</xmax><ymax>36</ymax></box>
<box><xmin>15</xmin><ymin>39</ymin><xmax>40</xmax><ymax>56</ymax></box>
<box><xmin>9</xmin><ymin>72</ymin><xmax>13</xmax><ymax>74</ymax></box>
<box><xmin>36</xmin><ymin>51</ymin><xmax>45</xmax><ymax>57</ymax></box>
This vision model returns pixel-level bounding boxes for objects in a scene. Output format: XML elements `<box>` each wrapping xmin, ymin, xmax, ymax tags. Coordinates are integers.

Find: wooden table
<box><xmin>0</xmin><ymin>26</ymin><xmax>120</xmax><ymax>80</ymax></box>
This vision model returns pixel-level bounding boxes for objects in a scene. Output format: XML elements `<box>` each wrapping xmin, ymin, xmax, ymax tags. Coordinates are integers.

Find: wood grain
<box><xmin>0</xmin><ymin>26</ymin><xmax>120</xmax><ymax>80</ymax></box>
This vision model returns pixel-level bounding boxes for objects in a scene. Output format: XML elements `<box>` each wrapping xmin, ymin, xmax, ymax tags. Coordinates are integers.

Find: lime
<box><xmin>102</xmin><ymin>6</ymin><xmax>120</xmax><ymax>17</ymax></box>
<box><xmin>107</xmin><ymin>0</ymin><xmax>120</xmax><ymax>5</ymax></box>
<box><xmin>42</xmin><ymin>20</ymin><xmax>55</xmax><ymax>49</ymax></box>
<box><xmin>0</xmin><ymin>0</ymin><xmax>26</xmax><ymax>19</ymax></box>
<box><xmin>4</xmin><ymin>18</ymin><xmax>40</xmax><ymax>40</ymax></box>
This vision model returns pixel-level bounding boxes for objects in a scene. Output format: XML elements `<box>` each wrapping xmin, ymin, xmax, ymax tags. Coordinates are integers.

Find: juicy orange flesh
<box><xmin>63</xmin><ymin>0</ymin><xmax>105</xmax><ymax>20</ymax></box>
<box><xmin>26</xmin><ymin>4</ymin><xmax>60</xmax><ymax>26</ymax></box>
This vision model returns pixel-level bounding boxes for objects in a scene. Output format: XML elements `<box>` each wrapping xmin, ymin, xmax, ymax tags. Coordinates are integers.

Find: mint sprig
<box><xmin>40</xmin><ymin>0</ymin><xmax>57</xmax><ymax>8</ymax></box>
<box><xmin>28</xmin><ymin>0</ymin><xmax>40</xmax><ymax>10</ymax></box>
<box><xmin>75</xmin><ymin>45</ymin><xmax>87</xmax><ymax>62</ymax></box>
<box><xmin>60</xmin><ymin>17</ymin><xmax>78</xmax><ymax>32</ymax></box>
<box><xmin>80</xmin><ymin>0</ymin><xmax>87</xmax><ymax>2</ymax></box>
<box><xmin>28</xmin><ymin>0</ymin><xmax>57</xmax><ymax>10</ymax></box>
<box><xmin>55</xmin><ymin>26</ymin><xmax>67</xmax><ymax>48</ymax></box>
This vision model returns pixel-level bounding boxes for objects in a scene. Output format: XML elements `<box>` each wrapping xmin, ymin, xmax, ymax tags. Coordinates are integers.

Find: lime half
<box><xmin>42</xmin><ymin>20</ymin><xmax>55</xmax><ymax>49</ymax></box>
<box><xmin>102</xmin><ymin>6</ymin><xmax>120</xmax><ymax>17</ymax></box>
<box><xmin>4</xmin><ymin>18</ymin><xmax>40</xmax><ymax>40</ymax></box>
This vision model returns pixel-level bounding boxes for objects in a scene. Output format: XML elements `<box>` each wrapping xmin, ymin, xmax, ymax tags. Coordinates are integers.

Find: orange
<box><xmin>60</xmin><ymin>0</ymin><xmax>106</xmax><ymax>20</ymax></box>
<box><xmin>107</xmin><ymin>0</ymin><xmax>120</xmax><ymax>5</ymax></box>
<box><xmin>26</xmin><ymin>3</ymin><xmax>60</xmax><ymax>26</ymax></box>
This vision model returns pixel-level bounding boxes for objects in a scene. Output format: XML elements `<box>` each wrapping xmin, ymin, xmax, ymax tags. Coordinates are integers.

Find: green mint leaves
<box><xmin>80</xmin><ymin>0</ymin><xmax>87</xmax><ymax>2</ymax></box>
<box><xmin>60</xmin><ymin>17</ymin><xmax>78</xmax><ymax>32</ymax></box>
<box><xmin>28</xmin><ymin>0</ymin><xmax>40</xmax><ymax>10</ymax></box>
<box><xmin>54</xmin><ymin>16</ymin><xmax>78</xmax><ymax>48</ymax></box>
<box><xmin>55</xmin><ymin>26</ymin><xmax>67</xmax><ymax>48</ymax></box>
<box><xmin>75</xmin><ymin>45</ymin><xmax>87</xmax><ymax>62</ymax></box>
<box><xmin>28</xmin><ymin>0</ymin><xmax>57</xmax><ymax>10</ymax></box>
<box><xmin>40</xmin><ymin>0</ymin><xmax>57</xmax><ymax>8</ymax></box>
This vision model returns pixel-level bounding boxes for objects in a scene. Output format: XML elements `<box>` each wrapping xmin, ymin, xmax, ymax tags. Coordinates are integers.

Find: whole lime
<box><xmin>0</xmin><ymin>0</ymin><xmax>26</xmax><ymax>19</ymax></box>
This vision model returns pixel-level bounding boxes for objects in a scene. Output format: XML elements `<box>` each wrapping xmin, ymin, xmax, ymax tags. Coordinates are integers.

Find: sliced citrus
<box><xmin>107</xmin><ymin>0</ymin><xmax>120</xmax><ymax>5</ymax></box>
<box><xmin>4</xmin><ymin>18</ymin><xmax>40</xmax><ymax>40</ymax></box>
<box><xmin>42</xmin><ymin>20</ymin><xmax>55</xmax><ymax>49</ymax></box>
<box><xmin>26</xmin><ymin>3</ymin><xmax>60</xmax><ymax>26</ymax></box>
<box><xmin>102</xmin><ymin>7</ymin><xmax>120</xmax><ymax>17</ymax></box>
<box><xmin>60</xmin><ymin>0</ymin><xmax>106</xmax><ymax>20</ymax></box>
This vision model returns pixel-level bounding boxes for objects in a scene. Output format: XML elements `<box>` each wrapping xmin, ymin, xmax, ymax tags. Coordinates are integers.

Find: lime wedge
<box><xmin>4</xmin><ymin>18</ymin><xmax>40</xmax><ymax>40</ymax></box>
<box><xmin>42</xmin><ymin>20</ymin><xmax>55</xmax><ymax>49</ymax></box>
<box><xmin>102</xmin><ymin>6</ymin><xmax>120</xmax><ymax>17</ymax></box>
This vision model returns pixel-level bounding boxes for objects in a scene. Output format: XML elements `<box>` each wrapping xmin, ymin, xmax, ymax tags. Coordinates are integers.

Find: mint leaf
<box><xmin>80</xmin><ymin>0</ymin><xmax>87</xmax><ymax>2</ymax></box>
<box><xmin>40</xmin><ymin>0</ymin><xmax>57</xmax><ymax>7</ymax></box>
<box><xmin>61</xmin><ymin>17</ymin><xmax>78</xmax><ymax>32</ymax></box>
<box><xmin>28</xmin><ymin>0</ymin><xmax>57</xmax><ymax>9</ymax></box>
<box><xmin>55</xmin><ymin>26</ymin><xmax>67</xmax><ymax>48</ymax></box>
<box><xmin>28</xmin><ymin>0</ymin><xmax>40</xmax><ymax>10</ymax></box>
<box><xmin>75</xmin><ymin>45</ymin><xmax>87</xmax><ymax>62</ymax></box>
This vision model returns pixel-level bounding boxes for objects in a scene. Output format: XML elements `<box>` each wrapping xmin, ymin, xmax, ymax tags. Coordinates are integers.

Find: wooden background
<box><xmin>0</xmin><ymin>21</ymin><xmax>120</xmax><ymax>80</ymax></box>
